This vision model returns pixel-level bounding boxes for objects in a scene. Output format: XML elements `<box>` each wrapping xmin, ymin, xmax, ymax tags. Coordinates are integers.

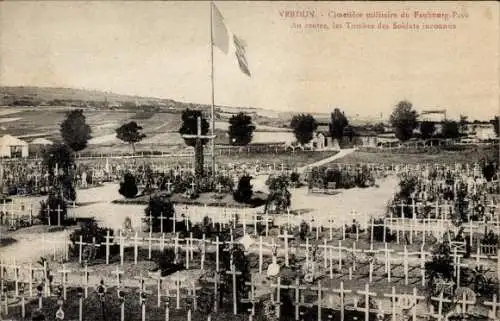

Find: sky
<box><xmin>1</xmin><ymin>1</ymin><xmax>499</xmax><ymax>120</ymax></box>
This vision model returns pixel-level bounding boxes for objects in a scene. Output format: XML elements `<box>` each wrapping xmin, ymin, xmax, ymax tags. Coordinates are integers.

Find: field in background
<box><xmin>327</xmin><ymin>148</ymin><xmax>497</xmax><ymax>166</ymax></box>
<box><xmin>0</xmin><ymin>107</ymin><xmax>291</xmax><ymax>147</ymax></box>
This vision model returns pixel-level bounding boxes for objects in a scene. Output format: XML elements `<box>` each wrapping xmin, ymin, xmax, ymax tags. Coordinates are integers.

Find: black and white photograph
<box><xmin>0</xmin><ymin>1</ymin><xmax>499</xmax><ymax>320</ymax></box>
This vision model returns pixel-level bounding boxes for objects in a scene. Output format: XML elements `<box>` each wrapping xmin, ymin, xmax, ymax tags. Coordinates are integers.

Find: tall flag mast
<box><xmin>210</xmin><ymin>1</ymin><xmax>251</xmax><ymax>175</ymax></box>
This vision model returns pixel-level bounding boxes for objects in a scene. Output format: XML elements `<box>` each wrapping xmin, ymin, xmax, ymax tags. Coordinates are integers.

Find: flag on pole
<box><xmin>211</xmin><ymin>2</ymin><xmax>251</xmax><ymax>77</ymax></box>
<box><xmin>233</xmin><ymin>34</ymin><xmax>251</xmax><ymax>76</ymax></box>
<box><xmin>211</xmin><ymin>2</ymin><xmax>229</xmax><ymax>54</ymax></box>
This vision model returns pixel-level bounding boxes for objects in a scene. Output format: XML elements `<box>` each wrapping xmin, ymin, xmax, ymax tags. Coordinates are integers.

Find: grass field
<box><xmin>326</xmin><ymin>149</ymin><xmax>498</xmax><ymax>166</ymax></box>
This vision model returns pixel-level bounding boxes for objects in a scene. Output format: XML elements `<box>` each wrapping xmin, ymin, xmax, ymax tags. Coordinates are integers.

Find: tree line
<box><xmin>288</xmin><ymin>101</ymin><xmax>499</xmax><ymax>147</ymax></box>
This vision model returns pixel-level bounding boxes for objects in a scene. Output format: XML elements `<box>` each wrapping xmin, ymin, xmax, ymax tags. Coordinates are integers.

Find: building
<box><xmin>29</xmin><ymin>137</ymin><xmax>53</xmax><ymax>156</ymax></box>
<box><xmin>469</xmin><ymin>122</ymin><xmax>496</xmax><ymax>140</ymax></box>
<box><xmin>419</xmin><ymin>109</ymin><xmax>447</xmax><ymax>122</ymax></box>
<box><xmin>30</xmin><ymin>137</ymin><xmax>53</xmax><ymax>146</ymax></box>
<box><xmin>418</xmin><ymin>109</ymin><xmax>447</xmax><ymax>134</ymax></box>
<box><xmin>0</xmin><ymin>135</ymin><xmax>28</xmax><ymax>158</ymax></box>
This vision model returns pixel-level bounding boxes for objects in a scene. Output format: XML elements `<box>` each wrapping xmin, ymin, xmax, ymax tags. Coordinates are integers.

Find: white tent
<box><xmin>0</xmin><ymin>135</ymin><xmax>29</xmax><ymax>158</ymax></box>
<box><xmin>31</xmin><ymin>137</ymin><xmax>53</xmax><ymax>145</ymax></box>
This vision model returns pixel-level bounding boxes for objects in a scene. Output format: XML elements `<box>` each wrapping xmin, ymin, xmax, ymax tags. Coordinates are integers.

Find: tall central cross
<box><xmin>181</xmin><ymin>116</ymin><xmax>216</xmax><ymax>180</ymax></box>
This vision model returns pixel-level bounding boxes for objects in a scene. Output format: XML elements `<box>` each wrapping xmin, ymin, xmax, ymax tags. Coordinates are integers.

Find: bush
<box><xmin>372</xmin><ymin>218</ymin><xmax>395</xmax><ymax>242</ymax></box>
<box><xmin>233</xmin><ymin>175</ymin><xmax>253</xmax><ymax>204</ymax></box>
<box><xmin>290</xmin><ymin>172</ymin><xmax>301</xmax><ymax>187</ymax></box>
<box><xmin>38</xmin><ymin>193</ymin><xmax>68</xmax><ymax>225</ymax></box>
<box><xmin>69</xmin><ymin>218</ymin><xmax>118</xmax><ymax>262</ymax></box>
<box><xmin>265</xmin><ymin>174</ymin><xmax>291</xmax><ymax>214</ymax></box>
<box><xmin>119</xmin><ymin>172</ymin><xmax>138</xmax><ymax>198</ymax></box>
<box><xmin>143</xmin><ymin>196</ymin><xmax>176</xmax><ymax>233</ymax></box>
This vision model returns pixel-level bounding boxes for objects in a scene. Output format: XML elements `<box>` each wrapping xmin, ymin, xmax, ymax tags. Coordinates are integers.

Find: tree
<box><xmin>420</xmin><ymin>121</ymin><xmax>436</xmax><ymax>139</ymax></box>
<box><xmin>290</xmin><ymin>114</ymin><xmax>318</xmax><ymax>145</ymax></box>
<box><xmin>179</xmin><ymin>109</ymin><xmax>210</xmax><ymax>178</ymax></box>
<box><xmin>42</xmin><ymin>143</ymin><xmax>75</xmax><ymax>176</ymax></box>
<box><xmin>228</xmin><ymin>113</ymin><xmax>255</xmax><ymax>146</ymax></box>
<box><xmin>265</xmin><ymin>174</ymin><xmax>291</xmax><ymax>214</ymax></box>
<box><xmin>60</xmin><ymin>109</ymin><xmax>92</xmax><ymax>152</ymax></box>
<box><xmin>491</xmin><ymin>116</ymin><xmax>499</xmax><ymax>137</ymax></box>
<box><xmin>233</xmin><ymin>175</ymin><xmax>253</xmax><ymax>203</ymax></box>
<box><xmin>116</xmin><ymin>121</ymin><xmax>146</xmax><ymax>153</ymax></box>
<box><xmin>441</xmin><ymin>120</ymin><xmax>460</xmax><ymax>139</ymax></box>
<box><xmin>119</xmin><ymin>172</ymin><xmax>138</xmax><ymax>198</ymax></box>
<box><xmin>41</xmin><ymin>143</ymin><xmax>76</xmax><ymax>201</ymax></box>
<box><xmin>389</xmin><ymin>100</ymin><xmax>418</xmax><ymax>141</ymax></box>
<box><xmin>329</xmin><ymin>108</ymin><xmax>348</xmax><ymax>141</ymax></box>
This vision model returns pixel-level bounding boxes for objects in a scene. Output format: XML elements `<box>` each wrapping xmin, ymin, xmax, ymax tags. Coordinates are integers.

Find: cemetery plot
<box><xmin>1</xmin><ymin>154</ymin><xmax>500</xmax><ymax>321</ymax></box>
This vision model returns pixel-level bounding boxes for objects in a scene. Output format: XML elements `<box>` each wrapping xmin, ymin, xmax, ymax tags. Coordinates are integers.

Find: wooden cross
<box><xmin>242</xmin><ymin>274</ymin><xmax>256</xmax><ymax>316</ymax></box>
<box><xmin>279</xmin><ymin>229</ymin><xmax>294</xmax><ymax>266</ymax></box>
<box><xmin>398</xmin><ymin>200</ymin><xmax>406</xmax><ymax>218</ymax></box>
<box><xmin>55</xmin><ymin>205</ymin><xmax>63</xmax><ymax>226</ymax></box>
<box><xmin>75</xmin><ymin>236</ymin><xmax>86</xmax><ymax>264</ymax></box>
<box><xmin>225</xmin><ymin>258</ymin><xmax>242</xmax><ymax>315</ymax></box>
<box><xmin>57</xmin><ymin>264</ymin><xmax>71</xmax><ymax>300</ymax></box>
<box><xmin>131</xmin><ymin>232</ymin><xmax>142</xmax><ymax>264</ymax></box>
<box><xmin>455</xmin><ymin>291</ymin><xmax>476</xmax><ymax>315</ymax></box>
<box><xmin>45</xmin><ymin>205</ymin><xmax>51</xmax><ymax>226</ymax></box>
<box><xmin>213</xmin><ymin>236</ymin><xmax>224</xmax><ymax>272</ymax></box>
<box><xmin>332</xmin><ymin>281</ymin><xmax>352</xmax><ymax>321</ymax></box>
<box><xmin>397</xmin><ymin>246</ymin><xmax>410</xmax><ymax>286</ymax></box>
<box><xmin>112</xmin><ymin>266</ymin><xmax>124</xmax><ymax>288</ymax></box>
<box><xmin>357</xmin><ymin>283</ymin><xmax>377</xmax><ymax>321</ymax></box>
<box><xmin>104</xmin><ymin>231</ymin><xmax>114</xmax><ymax>264</ymax></box>
<box><xmin>169</xmin><ymin>211</ymin><xmax>177</xmax><ymax>234</ymax></box>
<box><xmin>270</xmin><ymin>277</ymin><xmax>288</xmax><ymax>319</ymax></box>
<box><xmin>81</xmin><ymin>263</ymin><xmax>92</xmax><ymax>298</ymax></box>
<box><xmin>484</xmin><ymin>294</ymin><xmax>500</xmax><ymax>320</ymax></box>
<box><xmin>430</xmin><ymin>291</ymin><xmax>453</xmax><ymax>319</ymax></box>
<box><xmin>166</xmin><ymin>180</ymin><xmax>173</xmax><ymax>193</ymax></box>
<box><xmin>383</xmin><ymin>286</ymin><xmax>399</xmax><ymax>321</ymax></box>
<box><xmin>181</xmin><ymin>116</ymin><xmax>216</xmax><ymax>178</ymax></box>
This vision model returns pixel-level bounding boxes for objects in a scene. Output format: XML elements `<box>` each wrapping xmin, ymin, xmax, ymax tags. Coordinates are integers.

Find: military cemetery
<box><xmin>1</xmin><ymin>1</ymin><xmax>499</xmax><ymax>321</ymax></box>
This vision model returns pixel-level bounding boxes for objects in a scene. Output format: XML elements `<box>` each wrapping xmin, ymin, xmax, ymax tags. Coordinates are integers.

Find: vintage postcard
<box><xmin>0</xmin><ymin>1</ymin><xmax>499</xmax><ymax>321</ymax></box>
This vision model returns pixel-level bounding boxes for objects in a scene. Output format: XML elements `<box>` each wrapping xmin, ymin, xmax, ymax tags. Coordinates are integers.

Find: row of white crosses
<box><xmin>60</xmin><ymin>221</ymin><xmax>500</xmax><ymax>284</ymax></box>
<box><xmin>1</xmin><ymin>260</ymin><xmax>499</xmax><ymax>320</ymax></box>
<box><xmin>266</xmin><ymin>277</ymin><xmax>488</xmax><ymax>321</ymax></box>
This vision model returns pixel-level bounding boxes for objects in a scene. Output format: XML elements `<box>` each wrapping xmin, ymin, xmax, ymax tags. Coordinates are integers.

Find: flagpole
<box><xmin>210</xmin><ymin>1</ymin><xmax>216</xmax><ymax>177</ymax></box>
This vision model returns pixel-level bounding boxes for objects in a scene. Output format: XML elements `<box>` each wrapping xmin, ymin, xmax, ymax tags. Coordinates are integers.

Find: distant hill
<box><xmin>0</xmin><ymin>86</ymin><xmax>165</xmax><ymax>103</ymax></box>
<box><xmin>0</xmin><ymin>86</ymin><xmax>383</xmax><ymax>127</ymax></box>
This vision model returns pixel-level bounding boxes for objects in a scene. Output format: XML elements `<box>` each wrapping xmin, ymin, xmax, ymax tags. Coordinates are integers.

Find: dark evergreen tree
<box><xmin>389</xmin><ymin>100</ymin><xmax>418</xmax><ymax>141</ymax></box>
<box><xmin>290</xmin><ymin>114</ymin><xmax>318</xmax><ymax>145</ymax></box>
<box><xmin>228</xmin><ymin>113</ymin><xmax>255</xmax><ymax>146</ymax></box>
<box><xmin>119</xmin><ymin>172</ymin><xmax>138</xmax><ymax>198</ymax></box>
<box><xmin>233</xmin><ymin>175</ymin><xmax>253</xmax><ymax>203</ymax></box>
<box><xmin>60</xmin><ymin>109</ymin><xmax>92</xmax><ymax>152</ymax></box>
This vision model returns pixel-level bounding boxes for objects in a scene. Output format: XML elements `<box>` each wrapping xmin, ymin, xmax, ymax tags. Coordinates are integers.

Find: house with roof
<box><xmin>0</xmin><ymin>135</ymin><xmax>28</xmax><ymax>158</ymax></box>
<box><xmin>29</xmin><ymin>137</ymin><xmax>53</xmax><ymax>155</ymax></box>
